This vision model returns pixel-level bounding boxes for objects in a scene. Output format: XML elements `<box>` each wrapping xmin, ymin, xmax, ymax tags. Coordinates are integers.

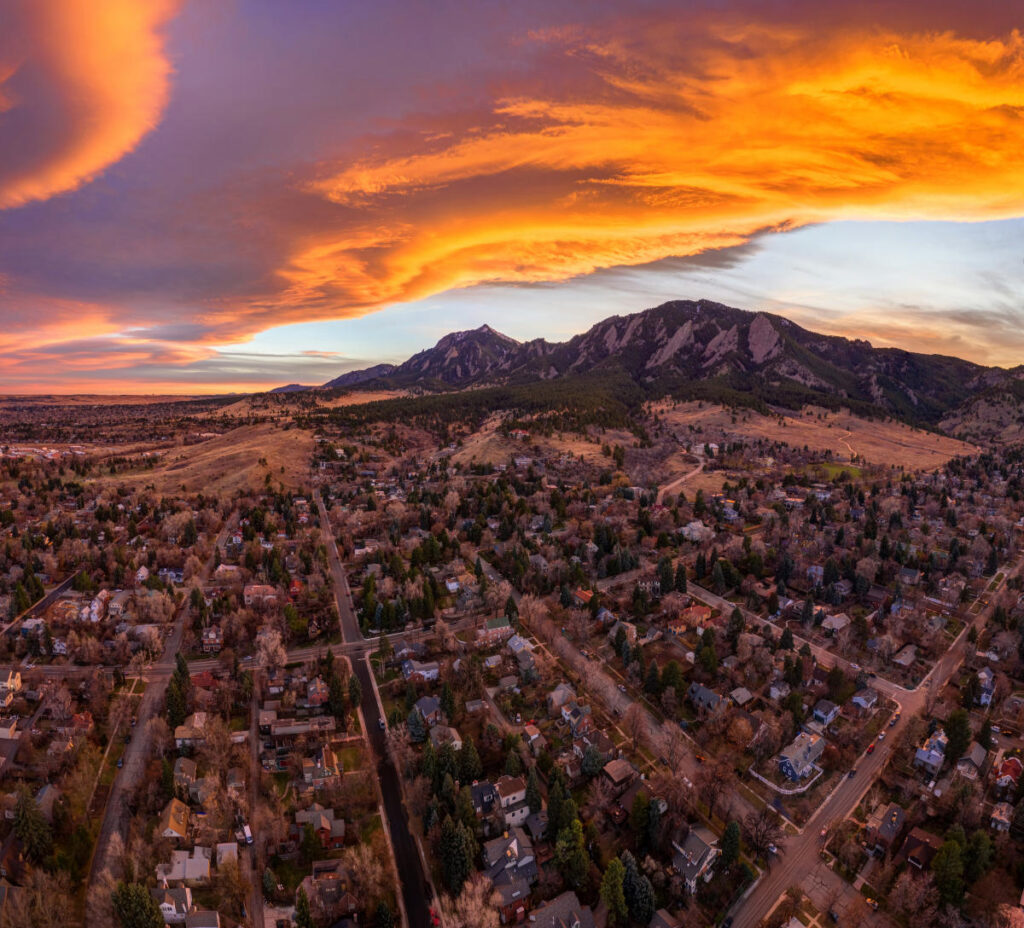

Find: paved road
<box><xmin>317</xmin><ymin>495</ymin><xmax>361</xmax><ymax>641</ymax></box>
<box><xmin>318</xmin><ymin>495</ymin><xmax>432</xmax><ymax>928</ymax></box>
<box><xmin>724</xmin><ymin>560</ymin><xmax>1015</xmax><ymax>928</ymax></box>
<box><xmin>87</xmin><ymin>515</ymin><xmax>236</xmax><ymax>907</ymax></box>
<box><xmin>2</xmin><ymin>571</ymin><xmax>79</xmax><ymax>636</ymax></box>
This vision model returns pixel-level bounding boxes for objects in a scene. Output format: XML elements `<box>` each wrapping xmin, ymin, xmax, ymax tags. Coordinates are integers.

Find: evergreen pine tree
<box><xmin>526</xmin><ymin>766</ymin><xmax>542</xmax><ymax>813</ymax></box>
<box><xmin>721</xmin><ymin>820</ymin><xmax>741</xmax><ymax>867</ymax></box>
<box><xmin>600</xmin><ymin>859</ymin><xmax>628</xmax><ymax>927</ymax></box>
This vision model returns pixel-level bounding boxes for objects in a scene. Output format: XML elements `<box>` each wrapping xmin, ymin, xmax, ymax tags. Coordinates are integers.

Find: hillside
<box><xmin>301</xmin><ymin>299</ymin><xmax>1021</xmax><ymax>437</ymax></box>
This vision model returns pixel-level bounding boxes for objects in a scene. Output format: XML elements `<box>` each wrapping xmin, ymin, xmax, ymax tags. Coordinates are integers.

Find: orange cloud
<box><xmin>273</xmin><ymin>18</ymin><xmax>1024</xmax><ymax>319</ymax></box>
<box><xmin>0</xmin><ymin>0</ymin><xmax>177</xmax><ymax>209</ymax></box>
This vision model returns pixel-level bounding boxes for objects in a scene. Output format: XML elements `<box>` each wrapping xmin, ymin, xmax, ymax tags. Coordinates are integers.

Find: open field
<box><xmin>112</xmin><ymin>423</ymin><xmax>314</xmax><ymax>493</ymax></box>
<box><xmin>655</xmin><ymin>401</ymin><xmax>979</xmax><ymax>469</ymax></box>
<box><xmin>217</xmin><ymin>388</ymin><xmax>413</xmax><ymax>419</ymax></box>
<box><xmin>0</xmin><ymin>393</ymin><xmax>222</xmax><ymax>407</ymax></box>
<box><xmin>445</xmin><ymin>413</ymin><xmax>635</xmax><ymax>467</ymax></box>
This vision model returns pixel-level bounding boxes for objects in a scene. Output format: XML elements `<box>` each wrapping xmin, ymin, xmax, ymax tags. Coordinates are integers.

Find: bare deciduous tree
<box><xmin>742</xmin><ymin>807</ymin><xmax>784</xmax><ymax>860</ymax></box>
<box><xmin>622</xmin><ymin>703</ymin><xmax>646</xmax><ymax>753</ymax></box>
<box><xmin>438</xmin><ymin>873</ymin><xmax>502</xmax><ymax>928</ymax></box>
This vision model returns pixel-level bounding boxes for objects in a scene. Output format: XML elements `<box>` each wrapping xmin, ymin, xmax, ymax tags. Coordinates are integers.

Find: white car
<box><xmin>877</xmin><ymin>730</ymin><xmax>886</xmax><ymax>741</ymax></box>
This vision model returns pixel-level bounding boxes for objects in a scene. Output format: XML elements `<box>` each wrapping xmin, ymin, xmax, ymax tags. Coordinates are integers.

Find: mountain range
<box><xmin>279</xmin><ymin>299</ymin><xmax>1024</xmax><ymax>441</ymax></box>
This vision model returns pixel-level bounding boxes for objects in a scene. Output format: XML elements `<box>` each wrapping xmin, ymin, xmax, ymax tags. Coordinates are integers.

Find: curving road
<box><xmin>715</xmin><ymin>557</ymin><xmax>1016</xmax><ymax>927</ymax></box>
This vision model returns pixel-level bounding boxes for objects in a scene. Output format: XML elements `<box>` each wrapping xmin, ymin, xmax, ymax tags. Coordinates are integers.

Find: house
<box><xmin>294</xmin><ymin>804</ymin><xmax>347</xmax><ymax>850</ymax></box>
<box><xmin>156</xmin><ymin>846</ymin><xmax>212</xmax><ymax>885</ymax></box>
<box><xmin>298</xmin><ymin>859</ymin><xmax>358</xmax><ymax>920</ymax></box>
<box><xmin>189</xmin><ymin>777</ymin><xmax>217</xmax><ymax>808</ymax></box>
<box><xmin>779</xmin><ymin>733</ymin><xmax>824</xmax><ymax>781</ymax></box>
<box><xmin>601</xmin><ymin>758</ymin><xmax>638</xmax><ymax>797</ymax></box>
<box><xmin>955</xmin><ymin>742</ymin><xmax>987</xmax><ymax>781</ymax></box>
<box><xmin>851</xmin><ymin>688</ymin><xmax>878</xmax><ymax>711</ymax></box>
<box><xmin>730</xmin><ymin>687</ymin><xmax>754</xmax><ymax>707</ymax></box>
<box><xmin>243</xmin><ymin>583</ymin><xmax>277</xmax><ymax>607</ymax></box>
<box><xmin>478</xmin><ymin>615</ymin><xmax>514</xmax><ymax>646</ymax></box>
<box><xmin>301</xmin><ymin>744</ymin><xmax>341</xmax><ymax>790</ymax></box>
<box><xmin>200</xmin><ymin>626</ymin><xmax>223</xmax><ymax>654</ymax></box>
<box><xmin>914</xmin><ymin>728</ymin><xmax>948</xmax><ymax>776</ymax></box>
<box><xmin>996</xmin><ymin>756</ymin><xmax>1023</xmax><ymax>796</ymax></box>
<box><xmin>401</xmin><ymin>659</ymin><xmax>440</xmax><ymax>682</ymax></box>
<box><xmin>184</xmin><ymin>911</ymin><xmax>221</xmax><ymax>928</ymax></box>
<box><xmin>174</xmin><ymin>712</ymin><xmax>208</xmax><ymax>749</ymax></box>
<box><xmin>495</xmin><ymin>775</ymin><xmax>530</xmax><ymax>827</ymax></box>
<box><xmin>483</xmin><ymin>827</ymin><xmax>538</xmax><ymax>922</ymax></box>
<box><xmin>865</xmin><ymin>803</ymin><xmax>905</xmax><ymax>855</ymax></box>
<box><xmin>573</xmin><ymin>589</ymin><xmax>595</xmax><ymax>608</ymax></box>
<box><xmin>159</xmin><ymin>798</ymin><xmax>190</xmax><ymax>842</ymax></box>
<box><xmin>679</xmin><ymin>521</ymin><xmax>713</xmax><ymax>543</ymax></box>
<box><xmin>687</xmin><ymin>682</ymin><xmax>722</xmax><ymax>714</ymax></box>
<box><xmin>892</xmin><ymin>644</ymin><xmax>917</xmax><ymax>667</ymax></box>
<box><xmin>393</xmin><ymin>639</ymin><xmax>426</xmax><ymax>662</ymax></box>
<box><xmin>812</xmin><ymin>699</ymin><xmax>840</xmax><ymax>726</ymax></box>
<box><xmin>901</xmin><ymin>827</ymin><xmax>943</xmax><ymax>869</ymax></box>
<box><xmin>991</xmin><ymin>802</ymin><xmax>1013</xmax><ymax>832</ymax></box>
<box><xmin>428</xmin><ymin>725</ymin><xmax>464</xmax><ymax>751</ymax></box>
<box><xmin>821</xmin><ymin>614</ymin><xmax>851</xmax><ymax>635</ymax></box>
<box><xmin>226</xmin><ymin>767</ymin><xmax>245</xmax><ymax>797</ymax></box>
<box><xmin>173</xmin><ymin>757</ymin><xmax>198</xmax><ymax>793</ymax></box>
<box><xmin>524</xmin><ymin>724</ymin><xmax>548</xmax><ymax>756</ymax></box>
<box><xmin>547</xmin><ymin>682</ymin><xmax>576</xmax><ymax>717</ymax></box>
<box><xmin>306</xmin><ymin>676</ymin><xmax>329</xmax><ymax>709</ymax></box>
<box><xmin>672</xmin><ymin>826</ymin><xmax>719</xmax><ymax>894</ymax></box>
<box><xmin>216</xmin><ymin>842</ymin><xmax>238</xmax><ymax>868</ymax></box>
<box><xmin>151</xmin><ymin>887</ymin><xmax>192</xmax><ymax>924</ymax></box>
<box><xmin>977</xmin><ymin>667</ymin><xmax>995</xmax><ymax>706</ymax></box>
<box><xmin>269</xmin><ymin>715</ymin><xmax>336</xmax><ymax>742</ymax></box>
<box><xmin>527</xmin><ymin>891</ymin><xmax>596</xmax><ymax>928</ymax></box>
<box><xmin>414</xmin><ymin>696</ymin><xmax>443</xmax><ymax>727</ymax></box>
<box><xmin>471</xmin><ymin>781</ymin><xmax>498</xmax><ymax>818</ymax></box>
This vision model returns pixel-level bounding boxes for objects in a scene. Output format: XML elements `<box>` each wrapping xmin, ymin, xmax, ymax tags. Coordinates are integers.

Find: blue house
<box><xmin>812</xmin><ymin>699</ymin><xmax>840</xmax><ymax>726</ymax></box>
<box><xmin>779</xmin><ymin>732</ymin><xmax>824</xmax><ymax>780</ymax></box>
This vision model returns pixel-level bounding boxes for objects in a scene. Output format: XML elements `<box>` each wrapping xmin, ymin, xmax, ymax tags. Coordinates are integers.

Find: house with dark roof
<box><xmin>955</xmin><ymin>742</ymin><xmax>987</xmax><ymax>781</ymax></box>
<box><xmin>865</xmin><ymin>803</ymin><xmax>905</xmax><ymax>855</ymax></box>
<box><xmin>914</xmin><ymin>728</ymin><xmax>948</xmax><ymax>776</ymax></box>
<box><xmin>672</xmin><ymin>826</ymin><xmax>719</xmax><ymax>894</ymax></box>
<box><xmin>812</xmin><ymin>699</ymin><xmax>840</xmax><ymax>726</ymax></box>
<box><xmin>687</xmin><ymin>682</ymin><xmax>722</xmax><ymax>713</ymax></box>
<box><xmin>901</xmin><ymin>828</ymin><xmax>943</xmax><ymax>869</ymax></box>
<box><xmin>527</xmin><ymin>890</ymin><xmax>596</xmax><ymax>928</ymax></box>
<box><xmin>482</xmin><ymin>827</ymin><xmax>538</xmax><ymax>922</ymax></box>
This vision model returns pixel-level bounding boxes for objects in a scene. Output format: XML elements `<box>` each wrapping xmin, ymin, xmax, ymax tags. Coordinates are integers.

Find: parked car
<box><xmin>867</xmin><ymin>742</ymin><xmax>876</xmax><ymax>754</ymax></box>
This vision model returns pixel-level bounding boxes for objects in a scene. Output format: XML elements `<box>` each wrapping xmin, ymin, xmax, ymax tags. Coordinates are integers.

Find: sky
<box><xmin>1</xmin><ymin>0</ymin><xmax>1024</xmax><ymax>393</ymax></box>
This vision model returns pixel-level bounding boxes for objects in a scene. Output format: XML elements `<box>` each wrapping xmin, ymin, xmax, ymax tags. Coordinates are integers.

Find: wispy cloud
<box><xmin>0</xmin><ymin>0</ymin><xmax>178</xmax><ymax>209</ymax></box>
<box><xmin>2</xmin><ymin>1</ymin><xmax>1024</xmax><ymax>389</ymax></box>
